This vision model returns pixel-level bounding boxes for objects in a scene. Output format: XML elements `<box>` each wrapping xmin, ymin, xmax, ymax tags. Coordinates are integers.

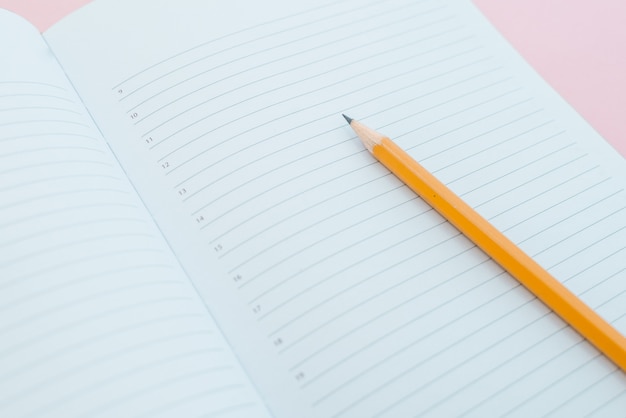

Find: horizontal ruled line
<box><xmin>125</xmin><ymin>0</ymin><xmax>436</xmax><ymax>103</ymax></box>
<box><xmin>220</xmin><ymin>172</ymin><xmax>393</xmax><ymax>257</ymax></box>
<box><xmin>0</xmin><ymin>93</ymin><xmax>73</xmax><ymax>103</ymax></box>
<box><xmin>113</xmin><ymin>0</ymin><xmax>372</xmax><ymax>90</ymax></box>
<box><xmin>0</xmin><ymin>106</ymin><xmax>79</xmax><ymax>114</ymax></box>
<box><xmin>1</xmin><ymin>232</ymin><xmax>157</xmax><ymax>268</ymax></box>
<box><xmin>0</xmin><ymin>264</ymin><xmax>176</xmax><ymax>315</ymax></box>
<box><xmin>0</xmin><ymin>217</ymin><xmax>146</xmax><ymax>249</ymax></box>
<box><xmin>0</xmin><ymin>301</ymin><xmax>197</xmax><ymax>361</ymax></box>
<box><xmin>206</xmin><ymin>161</ymin><xmax>379</xmax><ymax>239</ymax></box>
<box><xmin>157</xmin><ymin>30</ymin><xmax>473</xmax><ymax>164</ymax></box>
<box><xmin>279</xmin><ymin>245</ymin><xmax>481</xmax><ymax>358</ymax></box>
<box><xmin>418</xmin><ymin>325</ymin><xmax>577</xmax><ymax>418</ymax></box>
<box><xmin>0</xmin><ymin>188</ymin><xmax>130</xmax><ymax>212</ymax></box>
<box><xmin>0</xmin><ymin>248</ymin><xmax>165</xmax><ymax>291</ymax></box>
<box><xmin>0</xmin><ymin>332</ymin><xmax>214</xmax><ymax>407</ymax></box>
<box><xmin>308</xmin><ymin>272</ymin><xmax>513</xmax><ymax>398</ymax></box>
<box><xmin>0</xmin><ymin>201</ymin><xmax>136</xmax><ymax>231</ymax></box>
<box><xmin>242</xmin><ymin>201</ymin><xmax>432</xmax><ymax>292</ymax></box>
<box><xmin>168</xmin><ymin>53</ymin><xmax>490</xmax><ymax>185</ymax></box>
<box><xmin>506</xmin><ymin>181</ymin><xmax>616</xmax><ymax>239</ymax></box>
<box><xmin>136</xmin><ymin>15</ymin><xmax>457</xmax><ymax>123</ymax></box>
<box><xmin>150</xmin><ymin>38</ymin><xmax>479</xmax><ymax>152</ymax></box>
<box><xmin>244</xmin><ymin>192</ymin><xmax>420</xmax><ymax>296</ymax></box>
<box><xmin>0</xmin><ymin>280</ymin><xmax>186</xmax><ymax>337</ymax></box>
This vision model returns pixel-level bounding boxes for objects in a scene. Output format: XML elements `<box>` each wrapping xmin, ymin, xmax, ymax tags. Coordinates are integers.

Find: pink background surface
<box><xmin>1</xmin><ymin>0</ymin><xmax>624</xmax><ymax>158</ymax></box>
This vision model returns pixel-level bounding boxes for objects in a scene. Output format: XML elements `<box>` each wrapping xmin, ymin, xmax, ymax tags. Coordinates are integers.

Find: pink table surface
<box><xmin>1</xmin><ymin>0</ymin><xmax>624</xmax><ymax>158</ymax></box>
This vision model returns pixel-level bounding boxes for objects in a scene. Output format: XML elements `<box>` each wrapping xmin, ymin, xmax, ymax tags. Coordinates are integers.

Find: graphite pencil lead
<box><xmin>342</xmin><ymin>114</ymin><xmax>353</xmax><ymax>124</ymax></box>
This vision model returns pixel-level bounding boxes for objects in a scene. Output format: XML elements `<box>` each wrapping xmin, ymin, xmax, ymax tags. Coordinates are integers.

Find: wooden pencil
<box><xmin>343</xmin><ymin>114</ymin><xmax>626</xmax><ymax>373</ymax></box>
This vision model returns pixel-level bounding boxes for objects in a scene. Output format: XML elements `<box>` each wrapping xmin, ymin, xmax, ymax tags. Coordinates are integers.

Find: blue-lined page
<box><xmin>46</xmin><ymin>1</ymin><xmax>626</xmax><ymax>416</ymax></box>
<box><xmin>0</xmin><ymin>10</ymin><xmax>271</xmax><ymax>418</ymax></box>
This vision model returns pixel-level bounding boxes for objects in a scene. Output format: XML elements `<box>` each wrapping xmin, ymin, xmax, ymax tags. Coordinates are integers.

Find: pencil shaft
<box><xmin>360</xmin><ymin>128</ymin><xmax>626</xmax><ymax>372</ymax></box>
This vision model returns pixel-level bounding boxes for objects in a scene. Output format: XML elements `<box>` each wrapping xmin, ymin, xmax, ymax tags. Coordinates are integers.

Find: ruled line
<box><xmin>584</xmin><ymin>389</ymin><xmax>626</xmax><ymax>417</ymax></box>
<box><xmin>0</xmin><ymin>303</ymin><xmax>197</xmax><ymax>361</ymax></box>
<box><xmin>412</xmin><ymin>326</ymin><xmax>583</xmax><ymax>416</ymax></box>
<box><xmin>219</xmin><ymin>173</ymin><xmax>394</xmax><ymax>257</ymax></box>
<box><xmin>0</xmin><ymin>201</ymin><xmax>136</xmax><ymax>231</ymax></box>
<box><xmin>227</xmin><ymin>184</ymin><xmax>407</xmax><ymax>271</ymax></box>
<box><xmin>0</xmin><ymin>132</ymin><xmax>98</xmax><ymax>143</ymax></box>
<box><xmin>167</xmin><ymin>57</ymin><xmax>498</xmax><ymax>178</ymax></box>
<box><xmin>203</xmin><ymin>136</ymin><xmax>356</xmax><ymax>220</ymax></box>
<box><xmin>455</xmin><ymin>142</ymin><xmax>575</xmax><ymax>198</ymax></box>
<box><xmin>592</xmin><ymin>271</ymin><xmax>626</xmax><ymax>311</ymax></box>
<box><xmin>131</xmin><ymin>383</ymin><xmax>246</xmax><ymax>418</ymax></box>
<box><xmin>0</xmin><ymin>281</ymin><xmax>186</xmax><ymax>339</ymax></box>
<box><xmin>542</xmin><ymin>369</ymin><xmax>621</xmax><ymax>417</ymax></box>
<box><xmin>159</xmin><ymin>35</ymin><xmax>478</xmax><ymax>168</ymax></box>
<box><xmin>0</xmin><ymin>93</ymin><xmax>73</xmax><ymax>103</ymax></box>
<box><xmin>0</xmin><ymin>248</ymin><xmax>165</xmax><ymax>291</ymax></box>
<box><xmin>77</xmin><ymin>373</ymin><xmax>241</xmax><ymax>418</ymax></box>
<box><xmin>531</xmin><ymin>206</ymin><xmax>625</xmax><ymax>259</ymax></box>
<box><xmin>150</xmin><ymin>38</ymin><xmax>480</xmax><ymax>151</ymax></box>
<box><xmin>425</xmin><ymin>332</ymin><xmax>583</xmax><ymax>418</ymax></box>
<box><xmin>190</xmin><ymin>82</ymin><xmax>517</xmax><ymax>219</ymax></box>
<box><xmin>0</xmin><ymin>217</ymin><xmax>146</xmax><ymax>249</ymax></box>
<box><xmin>0</xmin><ymin>132</ymin><xmax>98</xmax><ymax>142</ymax></box>
<box><xmin>137</xmin><ymin>18</ymin><xmax>458</xmax><ymax>123</ymax></box>
<box><xmin>0</xmin><ymin>145</ymin><xmax>104</xmax><ymax>160</ymax></box>
<box><xmin>123</xmin><ymin>0</ymin><xmax>433</xmax><ymax>103</ymax></box>
<box><xmin>192</xmin><ymin>149</ymin><xmax>367</xmax><ymax>218</ymax></box>
<box><xmin>309</xmin><ymin>272</ymin><xmax>513</xmax><ymax>397</ymax></box>
<box><xmin>270</xmin><ymin>230</ymin><xmax>478</xmax><ymax>345</ymax></box>
<box><xmin>0</xmin><ymin>81</ymin><xmax>67</xmax><ymax>91</ymax></box>
<box><xmin>206</xmin><ymin>161</ymin><xmax>379</xmax><ymax>239</ymax></box>
<box><xmin>368</xmin><ymin>312</ymin><xmax>565</xmax><ymax>418</ymax></box>
<box><xmin>545</xmin><ymin>225</ymin><xmax>626</xmax><ymax>272</ymax></box>
<box><xmin>473</xmin><ymin>153</ymin><xmax>589</xmax><ymax>210</ymax></box>
<box><xmin>242</xmin><ymin>204</ymin><xmax>435</xmax><ymax>292</ymax></box>
<box><xmin>243</xmin><ymin>192</ymin><xmax>421</xmax><ymax>296</ymax></box>
<box><xmin>0</xmin><ymin>106</ymin><xmax>79</xmax><ymax>114</ymax></box>
<box><xmin>401</xmin><ymin>97</ymin><xmax>533</xmax><ymax>147</ymax></box>
<box><xmin>160</xmin><ymin>50</ymin><xmax>485</xmax><ymax>166</ymax></box>
<box><xmin>0</xmin><ymin>331</ymin><xmax>215</xmax><ymax>407</ymax></box>
<box><xmin>0</xmin><ymin>173</ymin><xmax>119</xmax><ymax>194</ymax></box>
<box><xmin>509</xmin><ymin>353</ymin><xmax>605</xmax><ymax>418</ymax></box>
<box><xmin>580</xmin><ymin>267</ymin><xmax>626</xmax><ymax>298</ymax></box>
<box><xmin>0</xmin><ymin>159</ymin><xmax>113</xmax><ymax>178</ymax></box>
<box><xmin>503</xmin><ymin>180</ymin><xmax>615</xmax><ymax>239</ymax></box>
<box><xmin>426</xmin><ymin>118</ymin><xmax>554</xmax><ymax>168</ymax></box>
<box><xmin>134</xmin><ymin>11</ymin><xmax>455</xmax><ymax>122</ymax></box>
<box><xmin>12</xmin><ymin>348</ymin><xmax>224</xmax><ymax>415</ymax></box>
<box><xmin>0</xmin><ymin>188</ymin><xmax>131</xmax><ymax>213</ymax></box>
<box><xmin>112</xmin><ymin>0</ymin><xmax>366</xmax><ymax>90</ymax></box>
<box><xmin>278</xmin><ymin>245</ymin><xmax>482</xmax><ymax>358</ymax></box>
<box><xmin>0</xmin><ymin>264</ymin><xmax>175</xmax><ymax>315</ymax></box>
<box><xmin>1</xmin><ymin>232</ymin><xmax>157</xmax><ymax>269</ymax></box>
<box><xmin>0</xmin><ymin>119</ymin><xmax>89</xmax><ymax>129</ymax></box>
<box><xmin>168</xmin><ymin>54</ymin><xmax>492</xmax><ymax>186</ymax></box>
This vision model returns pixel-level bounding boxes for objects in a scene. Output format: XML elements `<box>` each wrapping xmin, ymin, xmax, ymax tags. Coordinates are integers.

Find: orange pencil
<box><xmin>343</xmin><ymin>114</ymin><xmax>626</xmax><ymax>372</ymax></box>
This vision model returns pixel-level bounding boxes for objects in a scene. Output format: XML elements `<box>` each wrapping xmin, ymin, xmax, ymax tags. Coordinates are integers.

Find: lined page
<box><xmin>46</xmin><ymin>0</ymin><xmax>626</xmax><ymax>417</ymax></box>
<box><xmin>0</xmin><ymin>11</ymin><xmax>270</xmax><ymax>418</ymax></box>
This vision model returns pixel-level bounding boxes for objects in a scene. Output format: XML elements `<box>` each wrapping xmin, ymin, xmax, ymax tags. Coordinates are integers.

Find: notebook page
<box><xmin>46</xmin><ymin>0</ymin><xmax>626</xmax><ymax>417</ymax></box>
<box><xmin>0</xmin><ymin>11</ymin><xmax>270</xmax><ymax>418</ymax></box>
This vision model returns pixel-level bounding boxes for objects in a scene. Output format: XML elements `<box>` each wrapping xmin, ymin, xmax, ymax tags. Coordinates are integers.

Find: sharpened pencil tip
<box><xmin>342</xmin><ymin>114</ymin><xmax>353</xmax><ymax>124</ymax></box>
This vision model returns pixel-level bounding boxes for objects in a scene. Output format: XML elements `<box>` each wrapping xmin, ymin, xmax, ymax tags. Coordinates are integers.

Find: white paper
<box><xmin>0</xmin><ymin>10</ymin><xmax>271</xmax><ymax>418</ymax></box>
<box><xmin>45</xmin><ymin>0</ymin><xmax>626</xmax><ymax>416</ymax></box>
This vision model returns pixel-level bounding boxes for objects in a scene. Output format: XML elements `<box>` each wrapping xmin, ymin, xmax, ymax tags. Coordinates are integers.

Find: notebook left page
<box><xmin>0</xmin><ymin>10</ymin><xmax>271</xmax><ymax>418</ymax></box>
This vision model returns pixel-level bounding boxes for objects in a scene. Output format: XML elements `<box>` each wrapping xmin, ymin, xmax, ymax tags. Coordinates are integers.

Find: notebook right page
<box><xmin>46</xmin><ymin>0</ymin><xmax>626</xmax><ymax>416</ymax></box>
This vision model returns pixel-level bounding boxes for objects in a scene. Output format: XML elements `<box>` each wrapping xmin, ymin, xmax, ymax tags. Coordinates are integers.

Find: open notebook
<box><xmin>1</xmin><ymin>0</ymin><xmax>625</xmax><ymax>416</ymax></box>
